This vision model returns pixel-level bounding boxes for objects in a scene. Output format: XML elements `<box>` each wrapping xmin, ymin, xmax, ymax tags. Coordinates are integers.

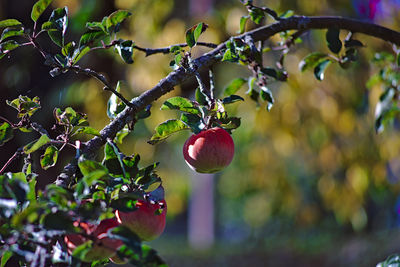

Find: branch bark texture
<box><xmin>55</xmin><ymin>15</ymin><xmax>400</xmax><ymax>187</ymax></box>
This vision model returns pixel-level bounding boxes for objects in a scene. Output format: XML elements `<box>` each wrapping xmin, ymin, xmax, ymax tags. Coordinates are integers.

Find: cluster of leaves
<box><xmin>0</xmin><ymin>0</ymin><xmax>135</xmax><ymax>78</ymax></box>
<box><xmin>0</xmin><ymin>139</ymin><xmax>166</xmax><ymax>266</ymax></box>
<box><xmin>364</xmin><ymin>51</ymin><xmax>400</xmax><ymax>133</ymax></box>
<box><xmin>377</xmin><ymin>254</ymin><xmax>400</xmax><ymax>267</ymax></box>
<box><xmin>299</xmin><ymin>28</ymin><xmax>364</xmax><ymax>81</ymax></box>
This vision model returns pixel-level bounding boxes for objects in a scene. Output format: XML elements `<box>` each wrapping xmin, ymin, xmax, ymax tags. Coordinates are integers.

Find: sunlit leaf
<box><xmin>24</xmin><ymin>134</ymin><xmax>51</xmax><ymax>154</ymax></box>
<box><xmin>0</xmin><ymin>122</ymin><xmax>14</xmax><ymax>146</ymax></box>
<box><xmin>299</xmin><ymin>52</ymin><xmax>328</xmax><ymax>72</ymax></box>
<box><xmin>161</xmin><ymin>97</ymin><xmax>200</xmax><ymax>114</ymax></box>
<box><xmin>31</xmin><ymin>0</ymin><xmax>53</xmax><ymax>22</ymax></box>
<box><xmin>223</xmin><ymin>78</ymin><xmax>247</xmax><ymax>96</ymax></box>
<box><xmin>148</xmin><ymin>119</ymin><xmax>189</xmax><ymax>145</ymax></box>
<box><xmin>239</xmin><ymin>16</ymin><xmax>249</xmax><ymax>34</ymax></box>
<box><xmin>0</xmin><ymin>28</ymin><xmax>24</xmax><ymax>42</ymax></box>
<box><xmin>40</xmin><ymin>145</ymin><xmax>58</xmax><ymax>170</ymax></box>
<box><xmin>0</xmin><ymin>19</ymin><xmax>22</xmax><ymax>28</ymax></box>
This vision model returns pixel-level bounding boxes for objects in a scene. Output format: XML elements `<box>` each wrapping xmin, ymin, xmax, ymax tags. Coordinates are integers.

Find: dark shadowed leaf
<box><xmin>161</xmin><ymin>97</ymin><xmax>200</xmax><ymax>114</ymax></box>
<box><xmin>180</xmin><ymin>113</ymin><xmax>204</xmax><ymax>134</ymax></box>
<box><xmin>299</xmin><ymin>52</ymin><xmax>328</xmax><ymax>72</ymax></box>
<box><xmin>148</xmin><ymin>119</ymin><xmax>189</xmax><ymax>145</ymax></box>
<box><xmin>195</xmin><ymin>87</ymin><xmax>208</xmax><ymax>105</ymax></box>
<box><xmin>42</xmin><ymin>211</ymin><xmax>75</xmax><ymax>230</ymax></box>
<box><xmin>326</xmin><ymin>28</ymin><xmax>342</xmax><ymax>54</ymax></box>
<box><xmin>223</xmin><ymin>78</ymin><xmax>247</xmax><ymax>96</ymax></box>
<box><xmin>23</xmin><ymin>134</ymin><xmax>51</xmax><ymax>154</ymax></box>
<box><xmin>116</xmin><ymin>40</ymin><xmax>134</xmax><ymax>64</ymax></box>
<box><xmin>47</xmin><ymin>7</ymin><xmax>68</xmax><ymax>47</ymax></box>
<box><xmin>222</xmin><ymin>95</ymin><xmax>244</xmax><ymax>104</ymax></box>
<box><xmin>344</xmin><ymin>39</ymin><xmax>364</xmax><ymax>48</ymax></box>
<box><xmin>31</xmin><ymin>0</ymin><xmax>53</xmax><ymax>22</ymax></box>
<box><xmin>79</xmin><ymin>30</ymin><xmax>106</xmax><ymax>47</ymax></box>
<box><xmin>0</xmin><ymin>122</ymin><xmax>14</xmax><ymax>146</ymax></box>
<box><xmin>314</xmin><ymin>59</ymin><xmax>332</xmax><ymax>81</ymax></box>
<box><xmin>40</xmin><ymin>145</ymin><xmax>58</xmax><ymax>170</ymax></box>
<box><xmin>260</xmin><ymin>86</ymin><xmax>274</xmax><ymax>111</ymax></box>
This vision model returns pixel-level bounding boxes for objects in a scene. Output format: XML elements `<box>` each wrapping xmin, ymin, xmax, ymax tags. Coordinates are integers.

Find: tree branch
<box><xmin>134</xmin><ymin>42</ymin><xmax>218</xmax><ymax>56</ymax></box>
<box><xmin>55</xmin><ymin>15</ymin><xmax>400</xmax><ymax>187</ymax></box>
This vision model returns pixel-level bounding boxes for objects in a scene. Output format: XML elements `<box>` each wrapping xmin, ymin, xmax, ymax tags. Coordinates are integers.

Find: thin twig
<box><xmin>0</xmin><ymin>116</ymin><xmax>15</xmax><ymax>127</ymax></box>
<box><xmin>0</xmin><ymin>148</ymin><xmax>24</xmax><ymax>174</ymax></box>
<box><xmin>134</xmin><ymin>42</ymin><xmax>218</xmax><ymax>56</ymax></box>
<box><xmin>69</xmin><ymin>65</ymin><xmax>133</xmax><ymax>108</ymax></box>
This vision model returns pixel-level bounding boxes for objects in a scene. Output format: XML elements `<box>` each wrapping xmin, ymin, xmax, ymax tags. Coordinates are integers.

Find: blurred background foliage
<box><xmin>2</xmin><ymin>0</ymin><xmax>400</xmax><ymax>266</ymax></box>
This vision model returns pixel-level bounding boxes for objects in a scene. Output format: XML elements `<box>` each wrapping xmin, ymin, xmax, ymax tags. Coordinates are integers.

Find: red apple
<box><xmin>64</xmin><ymin>218</ymin><xmax>123</xmax><ymax>262</ymax></box>
<box><xmin>115</xmin><ymin>199</ymin><xmax>167</xmax><ymax>241</ymax></box>
<box><xmin>183</xmin><ymin>127</ymin><xmax>234</xmax><ymax>173</ymax></box>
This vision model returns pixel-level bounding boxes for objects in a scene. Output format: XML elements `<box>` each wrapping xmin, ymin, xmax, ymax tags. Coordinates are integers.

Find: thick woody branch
<box><xmin>55</xmin><ymin>15</ymin><xmax>400</xmax><ymax>187</ymax></box>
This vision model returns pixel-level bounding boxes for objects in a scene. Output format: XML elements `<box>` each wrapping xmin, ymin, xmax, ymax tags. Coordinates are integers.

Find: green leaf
<box><xmin>261</xmin><ymin>67</ymin><xmax>278</xmax><ymax>79</ymax></box>
<box><xmin>75</xmin><ymin>126</ymin><xmax>101</xmax><ymax>136</ymax></box>
<box><xmin>299</xmin><ymin>52</ymin><xmax>328</xmax><ymax>72</ymax></box>
<box><xmin>161</xmin><ymin>96</ymin><xmax>200</xmax><ymax>114</ymax></box>
<box><xmin>375</xmin><ymin>88</ymin><xmax>398</xmax><ymax>133</ymax></box>
<box><xmin>61</xmin><ymin>41</ymin><xmax>75</xmax><ymax>57</ymax></box>
<box><xmin>109</xmin><ymin>226</ymin><xmax>141</xmax><ymax>252</ymax></box>
<box><xmin>47</xmin><ymin>7</ymin><xmax>68</xmax><ymax>47</ymax></box>
<box><xmin>106</xmin><ymin>10</ymin><xmax>132</xmax><ymax>32</ymax></box>
<box><xmin>326</xmin><ymin>28</ymin><xmax>342</xmax><ymax>54</ymax></box>
<box><xmin>40</xmin><ymin>145</ymin><xmax>58</xmax><ymax>170</ymax></box>
<box><xmin>79</xmin><ymin>30</ymin><xmax>106</xmax><ymax>47</ymax></box>
<box><xmin>24</xmin><ymin>134</ymin><xmax>51</xmax><ymax>154</ymax></box>
<box><xmin>260</xmin><ymin>86</ymin><xmax>274</xmax><ymax>111</ymax></box>
<box><xmin>314</xmin><ymin>59</ymin><xmax>332</xmax><ymax>81</ymax></box>
<box><xmin>72</xmin><ymin>45</ymin><xmax>90</xmax><ymax>64</ymax></box>
<box><xmin>148</xmin><ymin>119</ymin><xmax>189</xmax><ymax>145</ymax></box>
<box><xmin>195</xmin><ymin>87</ymin><xmax>208</xmax><ymax>105</ymax></box>
<box><xmin>185</xmin><ymin>22</ymin><xmax>207</xmax><ymax>48</ymax></box>
<box><xmin>218</xmin><ymin>117</ymin><xmax>241</xmax><ymax>131</ymax></box>
<box><xmin>31</xmin><ymin>0</ymin><xmax>53</xmax><ymax>22</ymax></box>
<box><xmin>280</xmin><ymin>10</ymin><xmax>294</xmax><ymax>18</ymax></box>
<box><xmin>1</xmin><ymin>251</ymin><xmax>12</xmax><ymax>267</ymax></box>
<box><xmin>246</xmin><ymin>77</ymin><xmax>259</xmax><ymax>105</ymax></box>
<box><xmin>223</xmin><ymin>78</ymin><xmax>247</xmax><ymax>96</ymax></box>
<box><xmin>222</xmin><ymin>48</ymin><xmax>238</xmax><ymax>62</ymax></box>
<box><xmin>239</xmin><ymin>16</ymin><xmax>249</xmax><ymax>34</ymax></box>
<box><xmin>7</xmin><ymin>95</ymin><xmax>41</xmax><ymax>118</ymax></box>
<box><xmin>222</xmin><ymin>95</ymin><xmax>244</xmax><ymax>104</ymax></box>
<box><xmin>104</xmin><ymin>141</ymin><xmax>126</xmax><ymax>178</ymax></box>
<box><xmin>107</xmin><ymin>81</ymin><xmax>121</xmax><ymax>119</ymax></box>
<box><xmin>85</xmin><ymin>21</ymin><xmax>106</xmax><ymax>32</ymax></box>
<box><xmin>1</xmin><ymin>28</ymin><xmax>24</xmax><ymax>42</ymax></box>
<box><xmin>116</xmin><ymin>40</ymin><xmax>134</xmax><ymax>64</ymax></box>
<box><xmin>0</xmin><ymin>40</ymin><xmax>19</xmax><ymax>55</ymax></box>
<box><xmin>0</xmin><ymin>19</ymin><xmax>22</xmax><ymax>28</ymax></box>
<box><xmin>78</xmin><ymin>158</ymin><xmax>108</xmax><ymax>177</ymax></box>
<box><xmin>180</xmin><ymin>113</ymin><xmax>204</xmax><ymax>134</ymax></box>
<box><xmin>249</xmin><ymin>7</ymin><xmax>265</xmax><ymax>24</ymax></box>
<box><xmin>0</xmin><ymin>122</ymin><xmax>14</xmax><ymax>146</ymax></box>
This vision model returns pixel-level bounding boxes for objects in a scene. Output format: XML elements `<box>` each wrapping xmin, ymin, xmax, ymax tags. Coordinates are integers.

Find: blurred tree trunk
<box><xmin>187</xmin><ymin>0</ymin><xmax>215</xmax><ymax>250</ymax></box>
